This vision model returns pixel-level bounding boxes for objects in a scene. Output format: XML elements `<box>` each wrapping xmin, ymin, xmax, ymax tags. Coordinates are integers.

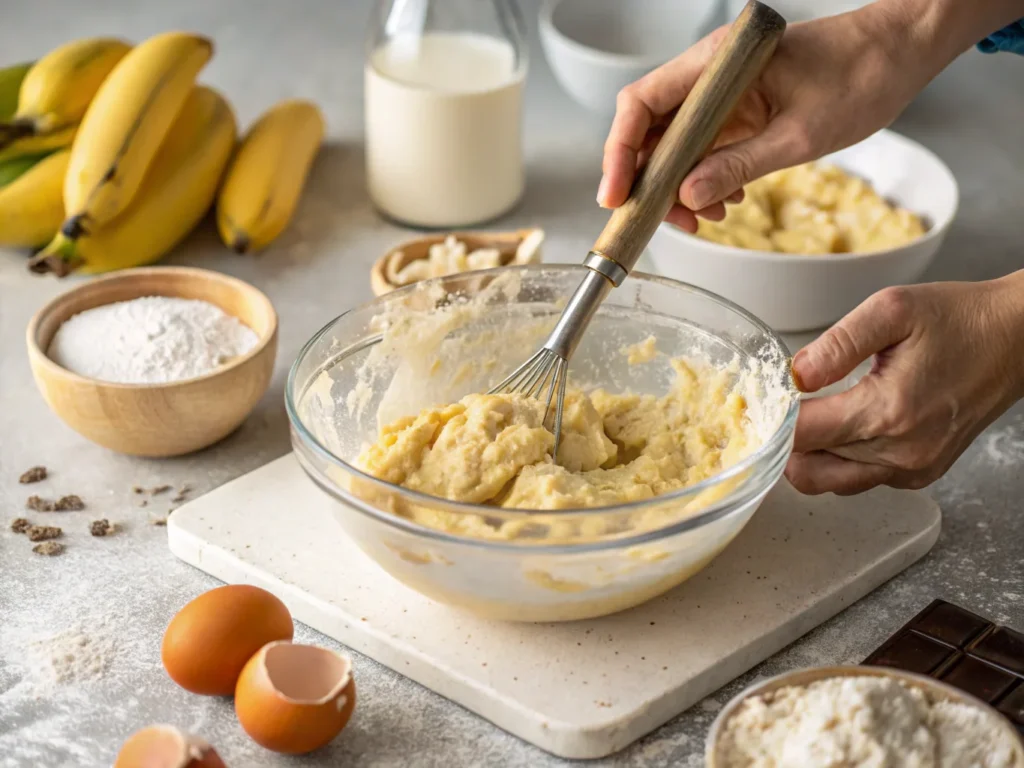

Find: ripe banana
<box><xmin>0</xmin><ymin>124</ymin><xmax>76</xmax><ymax>164</ymax></box>
<box><xmin>0</xmin><ymin>151</ymin><xmax>53</xmax><ymax>187</ymax></box>
<box><xmin>216</xmin><ymin>99</ymin><xmax>324</xmax><ymax>253</ymax></box>
<box><xmin>0</xmin><ymin>149</ymin><xmax>68</xmax><ymax>248</ymax></box>
<box><xmin>0</xmin><ymin>38</ymin><xmax>131</xmax><ymax>146</ymax></box>
<box><xmin>0</xmin><ymin>62</ymin><xmax>33</xmax><ymax>119</ymax></box>
<box><xmin>61</xmin><ymin>31</ymin><xmax>213</xmax><ymax>239</ymax></box>
<box><xmin>31</xmin><ymin>86</ymin><xmax>236</xmax><ymax>276</ymax></box>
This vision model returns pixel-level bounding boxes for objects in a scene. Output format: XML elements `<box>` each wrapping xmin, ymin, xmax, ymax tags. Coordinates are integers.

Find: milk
<box><xmin>365</xmin><ymin>32</ymin><xmax>525</xmax><ymax>228</ymax></box>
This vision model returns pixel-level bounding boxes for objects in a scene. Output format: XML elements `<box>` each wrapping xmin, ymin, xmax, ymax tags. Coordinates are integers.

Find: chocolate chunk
<box><xmin>27</xmin><ymin>525</ymin><xmax>61</xmax><ymax>542</ymax></box>
<box><xmin>151</xmin><ymin>485</ymin><xmax>172</xmax><ymax>495</ymax></box>
<box><xmin>32</xmin><ymin>541</ymin><xmax>64</xmax><ymax>556</ymax></box>
<box><xmin>913</xmin><ymin>600</ymin><xmax>991</xmax><ymax>647</ymax></box>
<box><xmin>10</xmin><ymin>517</ymin><xmax>31</xmax><ymax>534</ymax></box>
<box><xmin>54</xmin><ymin>495</ymin><xmax>85</xmax><ymax>511</ymax></box>
<box><xmin>941</xmin><ymin>654</ymin><xmax>1018</xmax><ymax>702</ymax></box>
<box><xmin>864</xmin><ymin>629</ymin><xmax>954</xmax><ymax>675</ymax></box>
<box><xmin>971</xmin><ymin>627</ymin><xmax>1024</xmax><ymax>676</ymax></box>
<box><xmin>89</xmin><ymin>519</ymin><xmax>114</xmax><ymax>537</ymax></box>
<box><xmin>19</xmin><ymin>466</ymin><xmax>47</xmax><ymax>484</ymax></box>
<box><xmin>26</xmin><ymin>495</ymin><xmax>54</xmax><ymax>512</ymax></box>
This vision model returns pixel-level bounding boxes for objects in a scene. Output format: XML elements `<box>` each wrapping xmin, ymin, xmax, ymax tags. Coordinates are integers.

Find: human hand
<box><xmin>597</xmin><ymin>3</ymin><xmax>943</xmax><ymax>232</ymax></box>
<box><xmin>784</xmin><ymin>273</ymin><xmax>1024</xmax><ymax>495</ymax></box>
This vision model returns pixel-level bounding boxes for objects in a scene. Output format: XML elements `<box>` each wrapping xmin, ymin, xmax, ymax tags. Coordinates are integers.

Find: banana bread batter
<box><xmin>355</xmin><ymin>358</ymin><xmax>752</xmax><ymax>513</ymax></box>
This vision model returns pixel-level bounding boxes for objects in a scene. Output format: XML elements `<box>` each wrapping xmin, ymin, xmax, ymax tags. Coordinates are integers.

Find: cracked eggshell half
<box><xmin>114</xmin><ymin>725</ymin><xmax>226</xmax><ymax>768</ymax></box>
<box><xmin>234</xmin><ymin>641</ymin><xmax>356</xmax><ymax>754</ymax></box>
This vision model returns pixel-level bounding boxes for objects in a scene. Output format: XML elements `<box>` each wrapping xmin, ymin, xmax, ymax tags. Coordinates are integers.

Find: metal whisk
<box><xmin>489</xmin><ymin>0</ymin><xmax>786</xmax><ymax>460</ymax></box>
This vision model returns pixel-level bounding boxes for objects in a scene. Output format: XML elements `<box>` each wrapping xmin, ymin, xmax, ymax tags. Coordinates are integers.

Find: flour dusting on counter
<box><xmin>27</xmin><ymin>623</ymin><xmax>117</xmax><ymax>690</ymax></box>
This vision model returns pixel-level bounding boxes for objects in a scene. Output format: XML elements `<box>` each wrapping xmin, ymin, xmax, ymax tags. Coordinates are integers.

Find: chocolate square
<box><xmin>940</xmin><ymin>654</ymin><xmax>1018</xmax><ymax>703</ymax></box>
<box><xmin>912</xmin><ymin>600</ymin><xmax>991</xmax><ymax>647</ymax></box>
<box><xmin>997</xmin><ymin>682</ymin><xmax>1024</xmax><ymax>727</ymax></box>
<box><xmin>971</xmin><ymin>627</ymin><xmax>1024</xmax><ymax>676</ymax></box>
<box><xmin>862</xmin><ymin>599</ymin><xmax>1024</xmax><ymax>709</ymax></box>
<box><xmin>864</xmin><ymin>630</ymin><xmax>954</xmax><ymax>675</ymax></box>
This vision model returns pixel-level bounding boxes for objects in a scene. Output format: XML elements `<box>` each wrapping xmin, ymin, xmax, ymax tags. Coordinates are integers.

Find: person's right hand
<box><xmin>597</xmin><ymin>4</ymin><xmax>943</xmax><ymax>231</ymax></box>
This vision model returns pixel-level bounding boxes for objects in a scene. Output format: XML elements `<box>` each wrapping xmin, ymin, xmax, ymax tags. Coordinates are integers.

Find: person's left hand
<box><xmin>785</xmin><ymin>272</ymin><xmax>1024</xmax><ymax>495</ymax></box>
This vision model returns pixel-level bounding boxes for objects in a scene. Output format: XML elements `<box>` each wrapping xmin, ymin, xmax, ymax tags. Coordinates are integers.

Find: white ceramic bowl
<box><xmin>647</xmin><ymin>129</ymin><xmax>959</xmax><ymax>332</ymax></box>
<box><xmin>726</xmin><ymin>0</ymin><xmax>871</xmax><ymax>22</ymax></box>
<box><xmin>539</xmin><ymin>0</ymin><xmax>722</xmax><ymax>116</ymax></box>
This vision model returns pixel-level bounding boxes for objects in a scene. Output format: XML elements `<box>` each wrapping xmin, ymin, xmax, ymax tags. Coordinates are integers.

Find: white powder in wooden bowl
<box><xmin>48</xmin><ymin>296</ymin><xmax>259</xmax><ymax>384</ymax></box>
<box><xmin>717</xmin><ymin>675</ymin><xmax>1021</xmax><ymax>767</ymax></box>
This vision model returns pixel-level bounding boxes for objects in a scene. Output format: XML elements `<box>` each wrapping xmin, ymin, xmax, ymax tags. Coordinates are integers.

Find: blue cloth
<box><xmin>978</xmin><ymin>20</ymin><xmax>1024</xmax><ymax>55</ymax></box>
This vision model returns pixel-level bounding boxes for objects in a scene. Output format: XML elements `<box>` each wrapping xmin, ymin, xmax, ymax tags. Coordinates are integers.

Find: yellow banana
<box><xmin>61</xmin><ymin>31</ymin><xmax>213</xmax><ymax>239</ymax></box>
<box><xmin>0</xmin><ymin>124</ymin><xmax>76</xmax><ymax>164</ymax></box>
<box><xmin>0</xmin><ymin>149</ymin><xmax>68</xmax><ymax>248</ymax></box>
<box><xmin>0</xmin><ymin>62</ymin><xmax>33</xmax><ymax>119</ymax></box>
<box><xmin>0</xmin><ymin>152</ymin><xmax>53</xmax><ymax>187</ymax></box>
<box><xmin>216</xmin><ymin>99</ymin><xmax>324</xmax><ymax>253</ymax></box>
<box><xmin>31</xmin><ymin>86</ymin><xmax>236</xmax><ymax>276</ymax></box>
<box><xmin>0</xmin><ymin>38</ymin><xmax>131</xmax><ymax>146</ymax></box>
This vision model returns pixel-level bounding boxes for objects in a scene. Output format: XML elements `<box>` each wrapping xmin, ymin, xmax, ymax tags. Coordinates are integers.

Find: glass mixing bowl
<box><xmin>287</xmin><ymin>266</ymin><xmax>798</xmax><ymax>622</ymax></box>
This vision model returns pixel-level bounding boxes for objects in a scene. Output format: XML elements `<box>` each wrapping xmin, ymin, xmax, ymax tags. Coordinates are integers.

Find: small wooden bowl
<box><xmin>705</xmin><ymin>665</ymin><xmax>1024</xmax><ymax>766</ymax></box>
<box><xmin>370</xmin><ymin>228</ymin><xmax>543</xmax><ymax>297</ymax></box>
<box><xmin>26</xmin><ymin>266</ymin><xmax>278</xmax><ymax>458</ymax></box>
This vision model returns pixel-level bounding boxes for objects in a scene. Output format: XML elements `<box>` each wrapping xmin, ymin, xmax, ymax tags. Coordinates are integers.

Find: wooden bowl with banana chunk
<box><xmin>370</xmin><ymin>228</ymin><xmax>545</xmax><ymax>297</ymax></box>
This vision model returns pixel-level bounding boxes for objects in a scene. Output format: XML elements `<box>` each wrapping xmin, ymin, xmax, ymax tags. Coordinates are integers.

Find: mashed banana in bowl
<box><xmin>293</xmin><ymin>268</ymin><xmax>797</xmax><ymax>619</ymax></box>
<box><xmin>696</xmin><ymin>162</ymin><xmax>926</xmax><ymax>254</ymax></box>
<box><xmin>355</xmin><ymin>353</ymin><xmax>753</xmax><ymax>515</ymax></box>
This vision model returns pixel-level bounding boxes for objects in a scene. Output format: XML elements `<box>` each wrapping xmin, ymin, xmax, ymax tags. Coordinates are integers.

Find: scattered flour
<box><xmin>981</xmin><ymin>423</ymin><xmax>1024</xmax><ymax>468</ymax></box>
<box><xmin>717</xmin><ymin>675</ymin><xmax>1021</xmax><ymax>767</ymax></box>
<box><xmin>48</xmin><ymin>296</ymin><xmax>259</xmax><ymax>384</ymax></box>
<box><xmin>26</xmin><ymin>623</ymin><xmax>117</xmax><ymax>691</ymax></box>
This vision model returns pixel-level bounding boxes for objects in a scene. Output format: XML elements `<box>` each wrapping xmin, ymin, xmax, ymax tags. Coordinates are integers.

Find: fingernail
<box><xmin>689</xmin><ymin>179</ymin><xmax>715</xmax><ymax>210</ymax></box>
<box><xmin>791</xmin><ymin>351</ymin><xmax>809</xmax><ymax>392</ymax></box>
<box><xmin>597</xmin><ymin>175</ymin><xmax>609</xmax><ymax>207</ymax></box>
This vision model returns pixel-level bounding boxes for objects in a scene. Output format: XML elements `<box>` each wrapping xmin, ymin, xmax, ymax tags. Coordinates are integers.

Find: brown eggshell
<box><xmin>162</xmin><ymin>584</ymin><xmax>293</xmax><ymax>695</ymax></box>
<box><xmin>234</xmin><ymin>640</ymin><xmax>356</xmax><ymax>754</ymax></box>
<box><xmin>114</xmin><ymin>724</ymin><xmax>227</xmax><ymax>768</ymax></box>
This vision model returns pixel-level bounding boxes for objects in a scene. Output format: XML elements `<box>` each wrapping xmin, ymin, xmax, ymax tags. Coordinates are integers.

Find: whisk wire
<box><xmin>551</xmin><ymin>358</ymin><xmax>568</xmax><ymax>459</ymax></box>
<box><xmin>489</xmin><ymin>348</ymin><xmax>569</xmax><ymax>460</ymax></box>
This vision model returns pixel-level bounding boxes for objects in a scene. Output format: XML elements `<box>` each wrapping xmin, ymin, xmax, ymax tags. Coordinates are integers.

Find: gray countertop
<box><xmin>1</xmin><ymin>2</ymin><xmax>1022</xmax><ymax>766</ymax></box>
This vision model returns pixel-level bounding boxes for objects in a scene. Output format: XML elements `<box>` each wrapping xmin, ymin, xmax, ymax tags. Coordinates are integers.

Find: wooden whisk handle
<box><xmin>591</xmin><ymin>0</ymin><xmax>786</xmax><ymax>275</ymax></box>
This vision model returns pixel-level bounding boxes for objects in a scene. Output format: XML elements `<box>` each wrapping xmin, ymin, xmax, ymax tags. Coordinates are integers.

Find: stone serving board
<box><xmin>168</xmin><ymin>454</ymin><xmax>939</xmax><ymax>759</ymax></box>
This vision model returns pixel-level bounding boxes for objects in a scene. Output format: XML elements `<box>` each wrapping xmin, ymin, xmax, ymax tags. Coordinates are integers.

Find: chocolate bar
<box><xmin>863</xmin><ymin>599</ymin><xmax>1024</xmax><ymax>733</ymax></box>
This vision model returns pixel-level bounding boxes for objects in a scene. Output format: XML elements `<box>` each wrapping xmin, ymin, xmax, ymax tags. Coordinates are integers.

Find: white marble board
<box><xmin>168</xmin><ymin>454</ymin><xmax>940</xmax><ymax>759</ymax></box>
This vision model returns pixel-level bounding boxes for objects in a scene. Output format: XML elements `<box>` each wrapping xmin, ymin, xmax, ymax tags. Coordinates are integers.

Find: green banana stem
<box><xmin>28</xmin><ymin>233</ymin><xmax>82</xmax><ymax>277</ymax></box>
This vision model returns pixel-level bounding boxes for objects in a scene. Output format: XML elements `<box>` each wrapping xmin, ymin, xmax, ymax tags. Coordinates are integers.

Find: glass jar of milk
<box><xmin>365</xmin><ymin>0</ymin><xmax>527</xmax><ymax>228</ymax></box>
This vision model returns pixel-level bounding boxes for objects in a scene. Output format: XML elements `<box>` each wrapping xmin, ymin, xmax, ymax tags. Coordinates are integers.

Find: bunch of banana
<box><xmin>2</xmin><ymin>28</ymin><xmax>326</xmax><ymax>272</ymax></box>
<box><xmin>30</xmin><ymin>86</ymin><xmax>236</xmax><ymax>275</ymax></box>
<box><xmin>217</xmin><ymin>99</ymin><xmax>324</xmax><ymax>254</ymax></box>
<box><xmin>0</xmin><ymin>38</ymin><xmax>130</xmax><ymax>148</ymax></box>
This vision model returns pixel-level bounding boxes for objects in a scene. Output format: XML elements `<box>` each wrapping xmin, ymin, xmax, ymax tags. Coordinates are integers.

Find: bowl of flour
<box><xmin>26</xmin><ymin>266</ymin><xmax>278</xmax><ymax>457</ymax></box>
<box><xmin>706</xmin><ymin>665</ymin><xmax>1024</xmax><ymax>767</ymax></box>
